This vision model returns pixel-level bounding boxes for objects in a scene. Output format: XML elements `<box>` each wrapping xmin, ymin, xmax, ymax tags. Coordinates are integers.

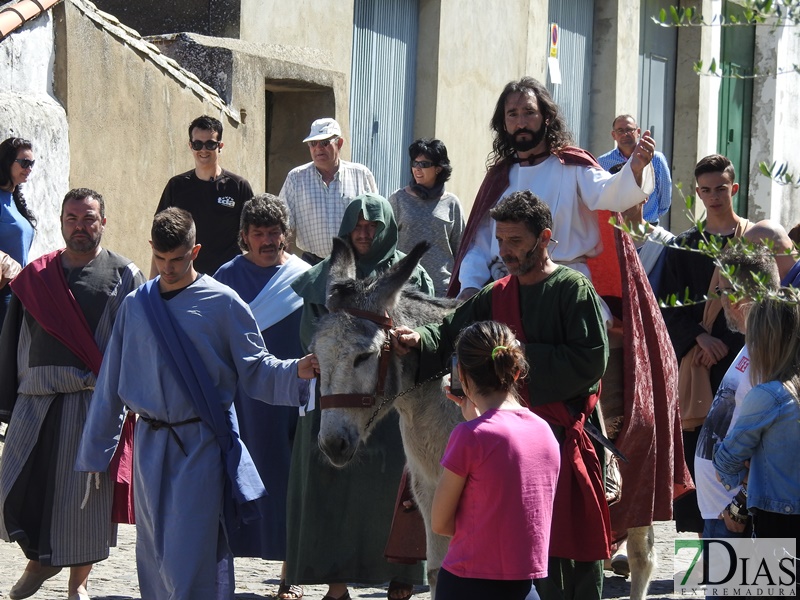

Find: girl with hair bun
<box><xmin>431</xmin><ymin>320</ymin><xmax>560</xmax><ymax>600</ymax></box>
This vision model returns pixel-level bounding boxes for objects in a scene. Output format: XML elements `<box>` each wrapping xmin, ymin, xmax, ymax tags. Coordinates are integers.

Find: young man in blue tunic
<box><xmin>76</xmin><ymin>208</ymin><xmax>318</xmax><ymax>600</ymax></box>
<box><xmin>213</xmin><ymin>193</ymin><xmax>310</xmax><ymax>600</ymax></box>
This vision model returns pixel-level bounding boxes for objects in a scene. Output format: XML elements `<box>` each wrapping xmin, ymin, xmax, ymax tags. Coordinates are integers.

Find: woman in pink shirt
<box><xmin>432</xmin><ymin>320</ymin><xmax>560</xmax><ymax>599</ymax></box>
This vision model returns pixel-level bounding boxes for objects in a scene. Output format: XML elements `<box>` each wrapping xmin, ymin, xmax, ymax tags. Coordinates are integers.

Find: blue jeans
<box><xmin>702</xmin><ymin>518</ymin><xmax>752</xmax><ymax>599</ymax></box>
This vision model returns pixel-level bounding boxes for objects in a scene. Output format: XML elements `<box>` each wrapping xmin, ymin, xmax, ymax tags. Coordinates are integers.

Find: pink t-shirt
<box><xmin>440</xmin><ymin>407</ymin><xmax>560</xmax><ymax>580</ymax></box>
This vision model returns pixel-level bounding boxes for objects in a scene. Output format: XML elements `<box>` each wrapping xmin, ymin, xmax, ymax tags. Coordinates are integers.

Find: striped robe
<box><xmin>0</xmin><ymin>249</ymin><xmax>144</xmax><ymax>566</ymax></box>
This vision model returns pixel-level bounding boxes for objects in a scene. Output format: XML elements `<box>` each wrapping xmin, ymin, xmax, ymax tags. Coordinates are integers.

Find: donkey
<box><xmin>313</xmin><ymin>238</ymin><xmax>658</xmax><ymax>600</ymax></box>
<box><xmin>311</xmin><ymin>239</ymin><xmax>461</xmax><ymax>595</ymax></box>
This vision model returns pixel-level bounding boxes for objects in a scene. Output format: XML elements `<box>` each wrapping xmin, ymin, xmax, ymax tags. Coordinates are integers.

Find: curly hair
<box><xmin>489</xmin><ymin>190</ymin><xmax>553</xmax><ymax>237</ymax></box>
<box><xmin>488</xmin><ymin>77</ymin><xmax>574</xmax><ymax>166</ymax></box>
<box><xmin>0</xmin><ymin>137</ymin><xmax>37</xmax><ymax>228</ymax></box>
<box><xmin>238</xmin><ymin>193</ymin><xmax>291</xmax><ymax>251</ymax></box>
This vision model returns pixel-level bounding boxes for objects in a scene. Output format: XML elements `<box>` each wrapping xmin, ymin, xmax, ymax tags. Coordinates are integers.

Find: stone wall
<box><xmin>0</xmin><ymin>6</ymin><xmax>68</xmax><ymax>260</ymax></box>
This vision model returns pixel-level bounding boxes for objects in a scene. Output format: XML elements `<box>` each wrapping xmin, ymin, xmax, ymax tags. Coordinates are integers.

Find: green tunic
<box><xmin>417</xmin><ymin>266</ymin><xmax>608</xmax><ymax>406</ymax></box>
<box><xmin>417</xmin><ymin>266</ymin><xmax>610</xmax><ymax>598</ymax></box>
<box><xmin>286</xmin><ymin>194</ymin><xmax>430</xmax><ymax>585</ymax></box>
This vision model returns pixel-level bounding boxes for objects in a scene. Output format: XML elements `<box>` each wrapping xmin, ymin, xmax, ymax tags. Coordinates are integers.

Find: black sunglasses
<box><xmin>14</xmin><ymin>159</ymin><xmax>35</xmax><ymax>169</ymax></box>
<box><xmin>411</xmin><ymin>160</ymin><xmax>434</xmax><ymax>169</ymax></box>
<box><xmin>190</xmin><ymin>140</ymin><xmax>221</xmax><ymax>151</ymax></box>
<box><xmin>307</xmin><ymin>138</ymin><xmax>338</xmax><ymax>148</ymax></box>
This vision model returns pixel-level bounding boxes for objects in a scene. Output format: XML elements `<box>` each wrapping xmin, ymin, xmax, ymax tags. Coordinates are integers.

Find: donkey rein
<box><xmin>364</xmin><ymin>367</ymin><xmax>449</xmax><ymax>430</ymax></box>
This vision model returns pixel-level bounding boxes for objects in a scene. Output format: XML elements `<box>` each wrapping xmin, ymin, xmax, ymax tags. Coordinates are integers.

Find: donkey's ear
<box><xmin>373</xmin><ymin>241</ymin><xmax>430</xmax><ymax>310</ymax></box>
<box><xmin>328</xmin><ymin>237</ymin><xmax>356</xmax><ymax>282</ymax></box>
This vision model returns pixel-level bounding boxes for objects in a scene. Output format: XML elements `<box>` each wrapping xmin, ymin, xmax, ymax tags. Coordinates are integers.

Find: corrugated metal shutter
<box><xmin>547</xmin><ymin>0</ymin><xmax>595</xmax><ymax>147</ymax></box>
<box><xmin>350</xmin><ymin>0</ymin><xmax>418</xmax><ymax>196</ymax></box>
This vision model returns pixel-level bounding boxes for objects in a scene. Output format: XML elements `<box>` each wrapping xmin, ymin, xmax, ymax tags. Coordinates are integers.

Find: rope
<box><xmin>80</xmin><ymin>472</ymin><xmax>100</xmax><ymax>510</ymax></box>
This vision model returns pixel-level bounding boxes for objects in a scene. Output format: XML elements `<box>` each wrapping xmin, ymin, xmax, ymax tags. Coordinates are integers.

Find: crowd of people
<box><xmin>0</xmin><ymin>74</ymin><xmax>797</xmax><ymax>600</ymax></box>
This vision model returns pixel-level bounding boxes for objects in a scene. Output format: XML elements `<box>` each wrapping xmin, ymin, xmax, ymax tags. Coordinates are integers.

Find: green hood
<box><xmin>292</xmin><ymin>193</ymin><xmax>401</xmax><ymax>305</ymax></box>
<box><xmin>337</xmin><ymin>193</ymin><xmax>399</xmax><ymax>277</ymax></box>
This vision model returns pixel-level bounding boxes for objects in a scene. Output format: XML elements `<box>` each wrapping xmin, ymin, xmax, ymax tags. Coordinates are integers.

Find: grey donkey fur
<box><xmin>311</xmin><ymin>238</ymin><xmax>461</xmax><ymax>597</ymax></box>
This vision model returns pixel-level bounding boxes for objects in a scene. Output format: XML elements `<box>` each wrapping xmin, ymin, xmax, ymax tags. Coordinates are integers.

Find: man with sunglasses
<box><xmin>154</xmin><ymin>115</ymin><xmax>254</xmax><ymax>277</ymax></box>
<box><xmin>598</xmin><ymin>115</ymin><xmax>672</xmax><ymax>224</ymax></box>
<box><xmin>280</xmin><ymin>118</ymin><xmax>377</xmax><ymax>265</ymax></box>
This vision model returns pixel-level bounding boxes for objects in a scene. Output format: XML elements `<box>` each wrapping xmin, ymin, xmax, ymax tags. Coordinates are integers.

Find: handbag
<box><xmin>606</xmin><ymin>452</ymin><xmax>623</xmax><ymax>506</ymax></box>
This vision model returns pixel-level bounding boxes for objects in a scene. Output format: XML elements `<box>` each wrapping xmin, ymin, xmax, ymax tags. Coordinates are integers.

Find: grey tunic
<box><xmin>0</xmin><ymin>250</ymin><xmax>144</xmax><ymax>566</ymax></box>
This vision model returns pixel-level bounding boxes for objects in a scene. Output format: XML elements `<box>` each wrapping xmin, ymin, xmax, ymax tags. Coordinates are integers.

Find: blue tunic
<box><xmin>214</xmin><ymin>255</ymin><xmax>303</xmax><ymax>560</ymax></box>
<box><xmin>76</xmin><ymin>275</ymin><xmax>309</xmax><ymax>599</ymax></box>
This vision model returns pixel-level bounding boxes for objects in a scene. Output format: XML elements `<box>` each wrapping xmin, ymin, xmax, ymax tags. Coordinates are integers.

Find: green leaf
<box><xmin>670</xmin><ymin>5</ymin><xmax>680</xmax><ymax>23</ymax></box>
<box><xmin>659</xmin><ymin>7</ymin><xmax>667</xmax><ymax>22</ymax></box>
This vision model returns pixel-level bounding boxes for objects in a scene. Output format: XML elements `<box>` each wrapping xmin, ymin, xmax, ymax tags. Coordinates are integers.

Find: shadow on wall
<box><xmin>265</xmin><ymin>80</ymin><xmax>335</xmax><ymax>195</ymax></box>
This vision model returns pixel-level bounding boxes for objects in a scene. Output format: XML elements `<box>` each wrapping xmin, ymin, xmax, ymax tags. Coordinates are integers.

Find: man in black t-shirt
<box><xmin>153</xmin><ymin>115</ymin><xmax>254</xmax><ymax>277</ymax></box>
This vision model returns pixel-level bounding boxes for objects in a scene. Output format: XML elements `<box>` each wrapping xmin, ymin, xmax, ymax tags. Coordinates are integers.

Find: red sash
<box><xmin>11</xmin><ymin>250</ymin><xmax>135</xmax><ymax>524</ymax></box>
<box><xmin>491</xmin><ymin>274</ymin><xmax>611</xmax><ymax>560</ymax></box>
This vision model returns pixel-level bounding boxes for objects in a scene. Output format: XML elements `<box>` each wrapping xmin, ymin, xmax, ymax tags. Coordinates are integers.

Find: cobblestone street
<box><xmin>0</xmin><ymin>453</ymin><xmax>693</xmax><ymax>600</ymax></box>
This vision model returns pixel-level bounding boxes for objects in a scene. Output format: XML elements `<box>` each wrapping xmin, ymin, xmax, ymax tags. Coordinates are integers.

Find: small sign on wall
<box><xmin>548</xmin><ymin>23</ymin><xmax>562</xmax><ymax>84</ymax></box>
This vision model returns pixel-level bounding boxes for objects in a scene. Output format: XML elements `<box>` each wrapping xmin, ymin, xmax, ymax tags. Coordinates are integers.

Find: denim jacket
<box><xmin>713</xmin><ymin>380</ymin><xmax>800</xmax><ymax>515</ymax></box>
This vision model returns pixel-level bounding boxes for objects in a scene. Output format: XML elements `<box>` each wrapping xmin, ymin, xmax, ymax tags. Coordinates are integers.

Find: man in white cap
<box><xmin>280</xmin><ymin>117</ymin><xmax>378</xmax><ymax>264</ymax></box>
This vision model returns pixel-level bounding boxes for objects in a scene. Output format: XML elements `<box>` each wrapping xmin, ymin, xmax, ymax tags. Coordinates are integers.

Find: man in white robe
<box><xmin>450</xmin><ymin>76</ymin><xmax>656</xmax><ymax>300</ymax></box>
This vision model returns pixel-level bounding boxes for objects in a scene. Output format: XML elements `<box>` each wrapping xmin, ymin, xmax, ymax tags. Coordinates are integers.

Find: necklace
<box><xmin>514</xmin><ymin>150</ymin><xmax>550</xmax><ymax>166</ymax></box>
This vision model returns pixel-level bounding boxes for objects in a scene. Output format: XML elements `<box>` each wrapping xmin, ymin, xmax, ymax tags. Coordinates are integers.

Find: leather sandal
<box><xmin>9</xmin><ymin>565</ymin><xmax>62</xmax><ymax>599</ymax></box>
<box><xmin>276</xmin><ymin>579</ymin><xmax>303</xmax><ymax>599</ymax></box>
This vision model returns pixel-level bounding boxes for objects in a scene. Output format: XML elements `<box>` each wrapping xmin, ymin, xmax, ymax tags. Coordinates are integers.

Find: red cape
<box><xmin>11</xmin><ymin>250</ymin><xmax>136</xmax><ymax>524</ymax></box>
<box><xmin>453</xmin><ymin>151</ymin><xmax>693</xmax><ymax>542</ymax></box>
<box><xmin>447</xmin><ymin>147</ymin><xmax>600</xmax><ymax>298</ymax></box>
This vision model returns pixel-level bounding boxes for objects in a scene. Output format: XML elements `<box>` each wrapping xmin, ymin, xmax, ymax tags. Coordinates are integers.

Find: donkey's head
<box><xmin>312</xmin><ymin>238</ymin><xmax>429</xmax><ymax>466</ymax></box>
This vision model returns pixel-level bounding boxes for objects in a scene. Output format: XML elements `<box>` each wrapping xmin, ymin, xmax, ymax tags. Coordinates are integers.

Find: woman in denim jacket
<box><xmin>714</xmin><ymin>288</ymin><xmax>800</xmax><ymax>539</ymax></box>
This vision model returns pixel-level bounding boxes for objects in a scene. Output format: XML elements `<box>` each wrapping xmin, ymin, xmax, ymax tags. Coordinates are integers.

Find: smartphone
<box><xmin>450</xmin><ymin>355</ymin><xmax>465</xmax><ymax>397</ymax></box>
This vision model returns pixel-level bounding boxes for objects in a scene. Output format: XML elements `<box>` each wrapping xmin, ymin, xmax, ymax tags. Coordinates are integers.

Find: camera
<box><xmin>450</xmin><ymin>355</ymin><xmax>464</xmax><ymax>397</ymax></box>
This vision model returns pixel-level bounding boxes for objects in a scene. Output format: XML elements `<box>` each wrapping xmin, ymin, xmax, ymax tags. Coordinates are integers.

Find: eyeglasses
<box><xmin>14</xmin><ymin>159</ymin><xmax>35</xmax><ymax>169</ymax></box>
<box><xmin>411</xmin><ymin>160</ymin><xmax>434</xmax><ymax>169</ymax></box>
<box><xmin>307</xmin><ymin>138</ymin><xmax>338</xmax><ymax>148</ymax></box>
<box><xmin>190</xmin><ymin>139</ymin><xmax>221</xmax><ymax>151</ymax></box>
<box><xmin>715</xmin><ymin>285</ymin><xmax>736</xmax><ymax>296</ymax></box>
<box><xmin>614</xmin><ymin>127</ymin><xmax>638</xmax><ymax>136</ymax></box>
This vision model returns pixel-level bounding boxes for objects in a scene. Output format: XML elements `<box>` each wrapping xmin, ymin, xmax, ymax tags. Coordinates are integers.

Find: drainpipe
<box><xmin>0</xmin><ymin>0</ymin><xmax>61</xmax><ymax>42</ymax></box>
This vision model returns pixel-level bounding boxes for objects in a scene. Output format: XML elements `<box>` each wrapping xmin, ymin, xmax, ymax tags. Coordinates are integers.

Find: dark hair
<box><xmin>152</xmin><ymin>207</ymin><xmax>196</xmax><ymax>251</ymax></box>
<box><xmin>612</xmin><ymin>114</ymin><xmax>637</xmax><ymax>129</ymax></box>
<box><xmin>188</xmin><ymin>115</ymin><xmax>223</xmax><ymax>141</ymax></box>
<box><xmin>408</xmin><ymin>138</ymin><xmax>452</xmax><ymax>185</ymax></box>
<box><xmin>238</xmin><ymin>193</ymin><xmax>290</xmax><ymax>251</ymax></box>
<box><xmin>489</xmin><ymin>77</ymin><xmax>574</xmax><ymax>165</ymax></box>
<box><xmin>694</xmin><ymin>154</ymin><xmax>735</xmax><ymax>182</ymax></box>
<box><xmin>0</xmin><ymin>137</ymin><xmax>37</xmax><ymax>228</ymax></box>
<box><xmin>719</xmin><ymin>245</ymin><xmax>780</xmax><ymax>295</ymax></box>
<box><xmin>789</xmin><ymin>223</ymin><xmax>800</xmax><ymax>247</ymax></box>
<box><xmin>490</xmin><ymin>190</ymin><xmax>553</xmax><ymax>237</ymax></box>
<box><xmin>61</xmin><ymin>188</ymin><xmax>105</xmax><ymax>218</ymax></box>
<box><xmin>455</xmin><ymin>321</ymin><xmax>528</xmax><ymax>397</ymax></box>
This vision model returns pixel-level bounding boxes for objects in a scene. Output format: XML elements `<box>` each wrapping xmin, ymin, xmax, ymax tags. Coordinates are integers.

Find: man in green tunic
<box><xmin>394</xmin><ymin>190</ymin><xmax>610</xmax><ymax>600</ymax></box>
<box><xmin>286</xmin><ymin>193</ymin><xmax>432</xmax><ymax>600</ymax></box>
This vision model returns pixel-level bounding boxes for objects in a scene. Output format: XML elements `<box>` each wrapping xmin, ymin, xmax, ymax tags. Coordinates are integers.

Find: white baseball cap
<box><xmin>303</xmin><ymin>118</ymin><xmax>342</xmax><ymax>143</ymax></box>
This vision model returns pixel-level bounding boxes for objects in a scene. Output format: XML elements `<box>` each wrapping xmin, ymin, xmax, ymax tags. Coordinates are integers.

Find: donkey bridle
<box><xmin>319</xmin><ymin>307</ymin><xmax>394</xmax><ymax>410</ymax></box>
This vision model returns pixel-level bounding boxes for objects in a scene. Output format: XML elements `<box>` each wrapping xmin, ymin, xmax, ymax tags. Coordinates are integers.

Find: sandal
<box><xmin>388</xmin><ymin>579</ymin><xmax>414</xmax><ymax>600</ymax></box>
<box><xmin>276</xmin><ymin>579</ymin><xmax>303</xmax><ymax>600</ymax></box>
